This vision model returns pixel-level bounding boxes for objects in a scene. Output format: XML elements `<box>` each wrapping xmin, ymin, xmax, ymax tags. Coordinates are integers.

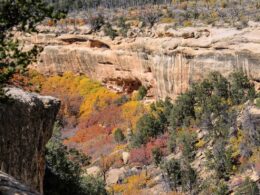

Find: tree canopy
<box><xmin>0</xmin><ymin>0</ymin><xmax>64</xmax><ymax>99</ymax></box>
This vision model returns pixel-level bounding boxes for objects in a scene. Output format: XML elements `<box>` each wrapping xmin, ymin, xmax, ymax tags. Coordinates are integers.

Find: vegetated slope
<box><xmin>43</xmin><ymin>0</ymin><xmax>260</xmax><ymax>30</ymax></box>
<box><xmin>107</xmin><ymin>71</ymin><xmax>260</xmax><ymax>194</ymax></box>
<box><xmin>28</xmin><ymin>71</ymin><xmax>148</xmax><ymax>159</ymax></box>
<box><xmin>26</xmin><ymin>69</ymin><xmax>260</xmax><ymax>194</ymax></box>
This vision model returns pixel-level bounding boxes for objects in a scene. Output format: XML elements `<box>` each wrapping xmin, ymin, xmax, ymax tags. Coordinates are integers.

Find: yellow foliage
<box><xmin>195</xmin><ymin>139</ymin><xmax>206</xmax><ymax>149</ymax></box>
<box><xmin>229</xmin><ymin>129</ymin><xmax>244</xmax><ymax>158</ymax></box>
<box><xmin>160</xmin><ymin>17</ymin><xmax>175</xmax><ymax>24</ymax></box>
<box><xmin>211</xmin><ymin>11</ymin><xmax>219</xmax><ymax>19</ymax></box>
<box><xmin>110</xmin><ymin>184</ymin><xmax>126</xmax><ymax>193</ymax></box>
<box><xmin>183</xmin><ymin>20</ymin><xmax>192</xmax><ymax>27</ymax></box>
<box><xmin>28</xmin><ymin>69</ymin><xmax>46</xmax><ymax>89</ymax></box>
<box><xmin>248</xmin><ymin>147</ymin><xmax>260</xmax><ymax>164</ymax></box>
<box><xmin>41</xmin><ymin>72</ymin><xmax>102</xmax><ymax>97</ymax></box>
<box><xmin>113</xmin><ymin>144</ymin><xmax>128</xmax><ymax>152</ymax></box>
<box><xmin>31</xmin><ymin>71</ymin><xmax>120</xmax><ymax>120</ymax></box>
<box><xmin>80</xmin><ymin>88</ymin><xmax>119</xmax><ymax>118</ymax></box>
<box><xmin>165</xmin><ymin>192</ymin><xmax>185</xmax><ymax>195</ymax></box>
<box><xmin>111</xmin><ymin>173</ymin><xmax>149</xmax><ymax>194</ymax></box>
<box><xmin>131</xmin><ymin>90</ymin><xmax>139</xmax><ymax>101</ymax></box>
<box><xmin>121</xmin><ymin>101</ymin><xmax>147</xmax><ymax>129</ymax></box>
<box><xmin>127</xmin><ymin>19</ymin><xmax>140</xmax><ymax>27</ymax></box>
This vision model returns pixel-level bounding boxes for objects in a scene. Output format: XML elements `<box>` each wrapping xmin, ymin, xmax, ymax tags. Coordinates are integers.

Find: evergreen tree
<box><xmin>44</xmin><ymin>122</ymin><xmax>107</xmax><ymax>195</ymax></box>
<box><xmin>0</xmin><ymin>0</ymin><xmax>64</xmax><ymax>100</ymax></box>
<box><xmin>162</xmin><ymin>159</ymin><xmax>182</xmax><ymax>191</ymax></box>
<box><xmin>114</xmin><ymin>128</ymin><xmax>125</xmax><ymax>143</ymax></box>
<box><xmin>229</xmin><ymin>71</ymin><xmax>256</xmax><ymax>105</ymax></box>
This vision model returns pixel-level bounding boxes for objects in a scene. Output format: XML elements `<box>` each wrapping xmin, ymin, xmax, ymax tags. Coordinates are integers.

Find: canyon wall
<box><xmin>28</xmin><ymin>24</ymin><xmax>260</xmax><ymax>99</ymax></box>
<box><xmin>0</xmin><ymin>88</ymin><xmax>60</xmax><ymax>194</ymax></box>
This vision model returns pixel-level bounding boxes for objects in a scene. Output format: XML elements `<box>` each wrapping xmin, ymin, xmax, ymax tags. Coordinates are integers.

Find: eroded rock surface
<box><xmin>26</xmin><ymin>24</ymin><xmax>260</xmax><ymax>99</ymax></box>
<box><xmin>0</xmin><ymin>88</ymin><xmax>60</xmax><ymax>194</ymax></box>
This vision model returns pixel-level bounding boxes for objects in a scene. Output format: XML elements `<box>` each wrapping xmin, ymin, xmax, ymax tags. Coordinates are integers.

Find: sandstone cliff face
<box><xmin>0</xmin><ymin>88</ymin><xmax>60</xmax><ymax>194</ymax></box>
<box><xmin>28</xmin><ymin>24</ymin><xmax>260</xmax><ymax>99</ymax></box>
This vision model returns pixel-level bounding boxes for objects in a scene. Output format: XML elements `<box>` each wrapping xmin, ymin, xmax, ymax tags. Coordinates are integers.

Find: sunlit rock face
<box><xmin>29</xmin><ymin>25</ymin><xmax>260</xmax><ymax>99</ymax></box>
<box><xmin>0</xmin><ymin>88</ymin><xmax>60</xmax><ymax>194</ymax></box>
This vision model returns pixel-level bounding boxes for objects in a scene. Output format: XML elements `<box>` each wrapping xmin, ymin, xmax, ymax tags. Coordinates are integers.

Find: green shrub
<box><xmin>0</xmin><ymin>0</ymin><xmax>64</xmax><ymax>100</ymax></box>
<box><xmin>89</xmin><ymin>14</ymin><xmax>105</xmax><ymax>32</ymax></box>
<box><xmin>104</xmin><ymin>23</ymin><xmax>117</xmax><ymax>40</ymax></box>
<box><xmin>167</xmin><ymin>131</ymin><xmax>177</xmax><ymax>153</ymax></box>
<box><xmin>137</xmin><ymin>86</ymin><xmax>147</xmax><ymax>100</ymax></box>
<box><xmin>161</xmin><ymin>159</ymin><xmax>182</xmax><ymax>191</ymax></box>
<box><xmin>215</xmin><ymin>180</ymin><xmax>229</xmax><ymax>195</ymax></box>
<box><xmin>44</xmin><ymin>123</ymin><xmax>107</xmax><ymax>195</ymax></box>
<box><xmin>229</xmin><ymin>71</ymin><xmax>256</xmax><ymax>105</ymax></box>
<box><xmin>181</xmin><ymin>164</ymin><xmax>197</xmax><ymax>193</ymax></box>
<box><xmin>132</xmin><ymin>114</ymin><xmax>164</xmax><ymax>146</ymax></box>
<box><xmin>169</xmin><ymin>92</ymin><xmax>195</xmax><ymax>129</ymax></box>
<box><xmin>152</xmin><ymin>147</ymin><xmax>163</xmax><ymax>166</ymax></box>
<box><xmin>162</xmin><ymin>159</ymin><xmax>197</xmax><ymax>192</ymax></box>
<box><xmin>113</xmin><ymin>95</ymin><xmax>129</xmax><ymax>106</ymax></box>
<box><xmin>235</xmin><ymin>177</ymin><xmax>259</xmax><ymax>195</ymax></box>
<box><xmin>141</xmin><ymin>11</ymin><xmax>162</xmax><ymax>27</ymax></box>
<box><xmin>206</xmin><ymin>139</ymin><xmax>233</xmax><ymax>180</ymax></box>
<box><xmin>117</xmin><ymin>17</ymin><xmax>130</xmax><ymax>37</ymax></box>
<box><xmin>177</xmin><ymin>130</ymin><xmax>197</xmax><ymax>162</ymax></box>
<box><xmin>114</xmin><ymin>128</ymin><xmax>125</xmax><ymax>143</ymax></box>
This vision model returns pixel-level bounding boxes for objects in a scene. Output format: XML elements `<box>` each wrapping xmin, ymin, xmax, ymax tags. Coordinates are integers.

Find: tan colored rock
<box><xmin>122</xmin><ymin>152</ymin><xmax>130</xmax><ymax>164</ymax></box>
<box><xmin>106</xmin><ymin>168</ymin><xmax>126</xmax><ymax>185</ymax></box>
<box><xmin>86</xmin><ymin>166</ymin><xmax>101</xmax><ymax>177</ymax></box>
<box><xmin>27</xmin><ymin>25</ymin><xmax>260</xmax><ymax>99</ymax></box>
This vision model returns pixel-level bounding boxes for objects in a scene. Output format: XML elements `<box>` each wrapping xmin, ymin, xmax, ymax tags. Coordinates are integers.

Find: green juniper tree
<box><xmin>45</xmin><ymin>122</ymin><xmax>107</xmax><ymax>195</ymax></box>
<box><xmin>0</xmin><ymin>0</ymin><xmax>64</xmax><ymax>100</ymax></box>
<box><xmin>114</xmin><ymin>128</ymin><xmax>125</xmax><ymax>143</ymax></box>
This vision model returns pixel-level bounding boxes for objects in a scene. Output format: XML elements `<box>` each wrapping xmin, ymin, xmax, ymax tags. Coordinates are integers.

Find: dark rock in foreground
<box><xmin>0</xmin><ymin>88</ymin><xmax>60</xmax><ymax>194</ymax></box>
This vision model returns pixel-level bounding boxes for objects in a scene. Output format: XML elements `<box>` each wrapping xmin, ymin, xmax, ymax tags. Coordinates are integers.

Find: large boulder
<box><xmin>106</xmin><ymin>167</ymin><xmax>126</xmax><ymax>185</ymax></box>
<box><xmin>122</xmin><ymin>152</ymin><xmax>130</xmax><ymax>164</ymax></box>
<box><xmin>0</xmin><ymin>87</ymin><xmax>60</xmax><ymax>194</ymax></box>
<box><xmin>0</xmin><ymin>171</ymin><xmax>39</xmax><ymax>195</ymax></box>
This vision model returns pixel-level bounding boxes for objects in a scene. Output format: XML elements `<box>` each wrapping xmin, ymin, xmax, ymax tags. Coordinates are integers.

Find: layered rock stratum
<box><xmin>26</xmin><ymin>23</ymin><xmax>260</xmax><ymax>99</ymax></box>
<box><xmin>0</xmin><ymin>88</ymin><xmax>60</xmax><ymax>194</ymax></box>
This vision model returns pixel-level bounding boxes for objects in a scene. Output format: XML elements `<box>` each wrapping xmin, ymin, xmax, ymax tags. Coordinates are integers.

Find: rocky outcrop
<box><xmin>0</xmin><ymin>88</ymin><xmax>60</xmax><ymax>194</ymax></box>
<box><xmin>28</xmin><ymin>24</ymin><xmax>260</xmax><ymax>99</ymax></box>
<box><xmin>0</xmin><ymin>171</ymin><xmax>40</xmax><ymax>195</ymax></box>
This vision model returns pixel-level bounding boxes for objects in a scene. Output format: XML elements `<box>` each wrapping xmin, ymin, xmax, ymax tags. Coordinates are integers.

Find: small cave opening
<box><xmin>144</xmin><ymin>67</ymin><xmax>152</xmax><ymax>73</ymax></box>
<box><xmin>103</xmin><ymin>77</ymin><xmax>142</xmax><ymax>94</ymax></box>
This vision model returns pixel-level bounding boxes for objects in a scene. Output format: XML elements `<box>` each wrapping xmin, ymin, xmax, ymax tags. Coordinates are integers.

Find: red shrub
<box><xmin>129</xmin><ymin>133</ymin><xmax>169</xmax><ymax>165</ymax></box>
<box><xmin>129</xmin><ymin>145</ymin><xmax>151</xmax><ymax>165</ymax></box>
